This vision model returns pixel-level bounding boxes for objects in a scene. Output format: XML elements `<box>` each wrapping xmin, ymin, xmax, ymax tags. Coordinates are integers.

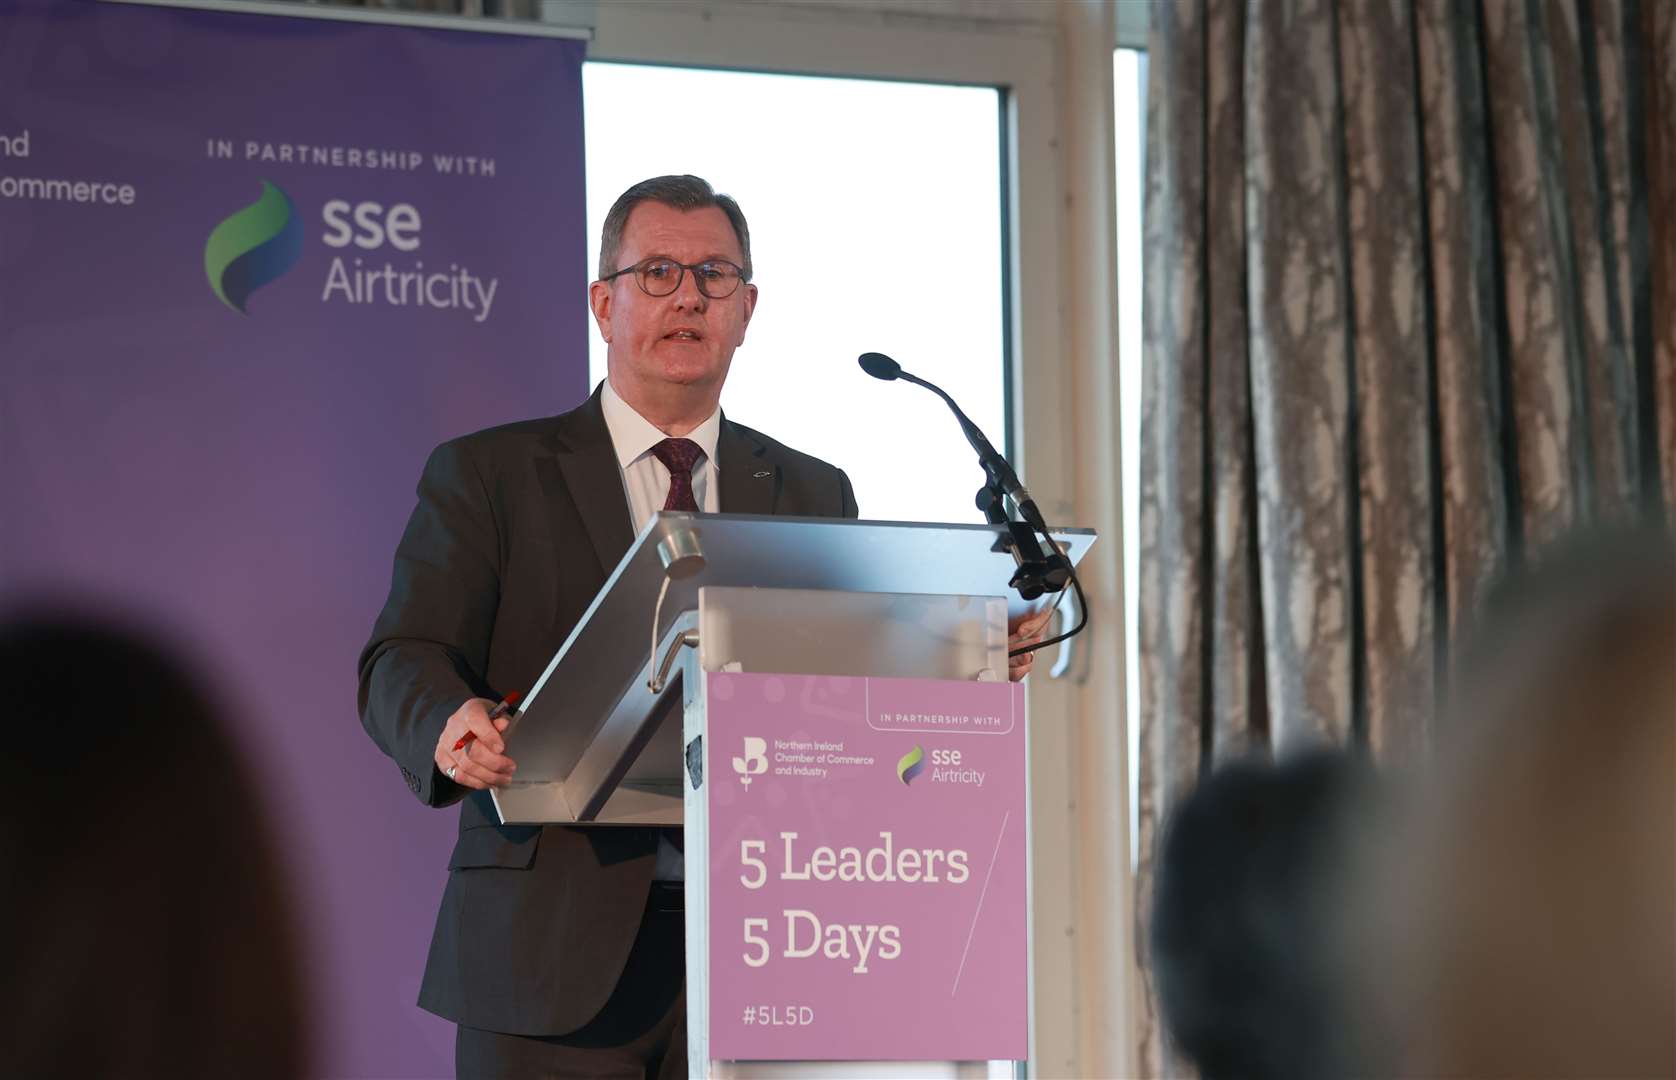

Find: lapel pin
<box><xmin>753</xmin><ymin>470</ymin><xmax>771</xmax><ymax>478</ymax></box>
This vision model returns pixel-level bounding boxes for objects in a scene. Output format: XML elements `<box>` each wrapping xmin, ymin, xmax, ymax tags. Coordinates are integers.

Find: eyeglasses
<box><xmin>601</xmin><ymin>257</ymin><xmax>748</xmax><ymax>299</ymax></box>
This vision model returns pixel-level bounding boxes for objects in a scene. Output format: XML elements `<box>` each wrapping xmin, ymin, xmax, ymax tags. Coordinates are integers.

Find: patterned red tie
<box><xmin>652</xmin><ymin>437</ymin><xmax>704</xmax><ymax>512</ymax></box>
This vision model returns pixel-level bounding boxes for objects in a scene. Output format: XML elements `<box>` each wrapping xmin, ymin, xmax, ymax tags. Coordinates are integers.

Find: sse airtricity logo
<box><xmin>897</xmin><ymin>746</ymin><xmax>925</xmax><ymax>786</ymax></box>
<box><xmin>733</xmin><ymin>737</ymin><xmax>768</xmax><ymax>788</ymax></box>
<box><xmin>204</xmin><ymin>179</ymin><xmax>303</xmax><ymax>314</ymax></box>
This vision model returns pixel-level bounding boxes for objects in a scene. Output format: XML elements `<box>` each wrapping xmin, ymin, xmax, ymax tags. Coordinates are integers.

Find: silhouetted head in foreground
<box><xmin>1150</xmin><ymin>748</ymin><xmax>1382</xmax><ymax>1080</ymax></box>
<box><xmin>0</xmin><ymin>608</ymin><xmax>307</xmax><ymax>1078</ymax></box>
<box><xmin>1364</xmin><ymin>528</ymin><xmax>1676</xmax><ymax>1077</ymax></box>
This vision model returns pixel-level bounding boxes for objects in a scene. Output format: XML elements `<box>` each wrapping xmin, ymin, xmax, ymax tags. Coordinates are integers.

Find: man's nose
<box><xmin>672</xmin><ymin>268</ymin><xmax>708</xmax><ymax>309</ymax></box>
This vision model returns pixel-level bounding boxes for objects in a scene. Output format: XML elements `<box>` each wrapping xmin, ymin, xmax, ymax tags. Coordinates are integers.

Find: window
<box><xmin>584</xmin><ymin>62</ymin><xmax>1007</xmax><ymax>524</ymax></box>
<box><xmin>1115</xmin><ymin>47</ymin><xmax>1147</xmax><ymax>861</ymax></box>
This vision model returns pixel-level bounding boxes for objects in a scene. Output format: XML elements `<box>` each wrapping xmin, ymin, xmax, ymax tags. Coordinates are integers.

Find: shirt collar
<box><xmin>600</xmin><ymin>378</ymin><xmax>722</xmax><ymax>471</ymax></box>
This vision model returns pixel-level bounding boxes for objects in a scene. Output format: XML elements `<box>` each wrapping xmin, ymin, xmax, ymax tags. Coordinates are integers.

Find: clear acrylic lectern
<box><xmin>489</xmin><ymin>512</ymin><xmax>1095</xmax><ymax>1078</ymax></box>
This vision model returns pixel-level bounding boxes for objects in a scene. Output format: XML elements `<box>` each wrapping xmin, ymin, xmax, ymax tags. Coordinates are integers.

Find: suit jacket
<box><xmin>357</xmin><ymin>385</ymin><xmax>858</xmax><ymax>1036</ymax></box>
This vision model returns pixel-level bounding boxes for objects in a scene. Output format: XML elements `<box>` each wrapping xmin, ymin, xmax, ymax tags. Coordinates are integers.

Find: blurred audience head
<box><xmin>0</xmin><ymin>606</ymin><xmax>307</xmax><ymax>1078</ymax></box>
<box><xmin>1363</xmin><ymin>527</ymin><xmax>1676</xmax><ymax>1077</ymax></box>
<box><xmin>1149</xmin><ymin>747</ymin><xmax>1385</xmax><ymax>1080</ymax></box>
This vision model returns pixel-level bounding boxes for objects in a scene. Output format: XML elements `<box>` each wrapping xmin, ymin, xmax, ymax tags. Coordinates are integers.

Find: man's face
<box><xmin>589</xmin><ymin>202</ymin><xmax>758</xmax><ymax>401</ymax></box>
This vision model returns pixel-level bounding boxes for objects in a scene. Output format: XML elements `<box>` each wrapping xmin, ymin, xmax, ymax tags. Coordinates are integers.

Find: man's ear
<box><xmin>737</xmin><ymin>282</ymin><xmax>759</xmax><ymax>345</ymax></box>
<box><xmin>588</xmin><ymin>280</ymin><xmax>613</xmax><ymax>343</ymax></box>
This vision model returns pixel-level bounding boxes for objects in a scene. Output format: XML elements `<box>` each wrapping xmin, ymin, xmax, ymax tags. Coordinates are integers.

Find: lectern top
<box><xmin>510</xmin><ymin>512</ymin><xmax>1095</xmax><ymax>781</ymax></box>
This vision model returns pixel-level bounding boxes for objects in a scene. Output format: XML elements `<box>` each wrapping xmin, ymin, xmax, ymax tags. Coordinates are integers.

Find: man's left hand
<box><xmin>1007</xmin><ymin>608</ymin><xmax>1054</xmax><ymax>682</ymax></box>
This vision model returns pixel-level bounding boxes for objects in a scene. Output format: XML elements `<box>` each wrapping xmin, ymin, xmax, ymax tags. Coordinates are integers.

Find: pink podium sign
<box><xmin>705</xmin><ymin>672</ymin><xmax>1028</xmax><ymax>1062</ymax></box>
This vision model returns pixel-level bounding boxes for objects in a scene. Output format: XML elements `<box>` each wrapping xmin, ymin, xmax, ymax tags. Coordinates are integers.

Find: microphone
<box><xmin>859</xmin><ymin>351</ymin><xmax>1085</xmax><ymax>640</ymax></box>
<box><xmin>857</xmin><ymin>352</ymin><xmax>1045</xmax><ymax>527</ymax></box>
<box><xmin>858</xmin><ymin>351</ymin><xmax>901</xmax><ymax>381</ymax></box>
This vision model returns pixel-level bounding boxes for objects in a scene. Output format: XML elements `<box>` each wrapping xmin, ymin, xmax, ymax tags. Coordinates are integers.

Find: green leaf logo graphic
<box><xmin>205</xmin><ymin>179</ymin><xmax>304</xmax><ymax>314</ymax></box>
<box><xmin>897</xmin><ymin>745</ymin><xmax>925</xmax><ymax>786</ymax></box>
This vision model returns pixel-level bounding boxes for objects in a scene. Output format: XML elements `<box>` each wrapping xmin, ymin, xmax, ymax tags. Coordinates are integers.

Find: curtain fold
<box><xmin>1138</xmin><ymin>1</ymin><xmax>1674</xmax><ymax>1074</ymax></box>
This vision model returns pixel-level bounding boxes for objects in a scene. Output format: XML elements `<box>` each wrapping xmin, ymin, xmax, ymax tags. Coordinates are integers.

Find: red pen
<box><xmin>454</xmin><ymin>691</ymin><xmax>520</xmax><ymax>752</ymax></box>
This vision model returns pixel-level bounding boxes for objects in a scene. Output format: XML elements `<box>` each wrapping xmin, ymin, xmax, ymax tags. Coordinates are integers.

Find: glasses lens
<box><xmin>693</xmin><ymin>262</ymin><xmax>742</xmax><ymax>298</ymax></box>
<box><xmin>636</xmin><ymin>259</ymin><xmax>682</xmax><ymax>296</ymax></box>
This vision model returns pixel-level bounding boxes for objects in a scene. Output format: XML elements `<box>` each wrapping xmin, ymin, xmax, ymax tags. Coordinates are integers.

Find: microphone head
<box><xmin>858</xmin><ymin>352</ymin><xmax>902</xmax><ymax>381</ymax></box>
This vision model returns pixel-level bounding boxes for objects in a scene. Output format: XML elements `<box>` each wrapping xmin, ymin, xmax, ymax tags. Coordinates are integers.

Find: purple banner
<box><xmin>1</xmin><ymin>2</ymin><xmax>588</xmax><ymax>1075</ymax></box>
<box><xmin>706</xmin><ymin>672</ymin><xmax>1029</xmax><ymax>1062</ymax></box>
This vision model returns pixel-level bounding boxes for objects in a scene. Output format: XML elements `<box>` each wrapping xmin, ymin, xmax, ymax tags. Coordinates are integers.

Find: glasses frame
<box><xmin>600</xmin><ymin>256</ymin><xmax>749</xmax><ymax>299</ymax></box>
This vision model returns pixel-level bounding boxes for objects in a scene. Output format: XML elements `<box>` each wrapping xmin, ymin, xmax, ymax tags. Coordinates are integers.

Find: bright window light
<box><xmin>584</xmin><ymin>62</ymin><xmax>1007</xmax><ymax>524</ymax></box>
<box><xmin>1115</xmin><ymin>48</ymin><xmax>1147</xmax><ymax>864</ymax></box>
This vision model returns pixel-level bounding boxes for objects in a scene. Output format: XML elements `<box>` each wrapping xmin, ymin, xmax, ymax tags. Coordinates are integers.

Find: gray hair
<box><xmin>597</xmin><ymin>174</ymin><xmax>753</xmax><ymax>283</ymax></box>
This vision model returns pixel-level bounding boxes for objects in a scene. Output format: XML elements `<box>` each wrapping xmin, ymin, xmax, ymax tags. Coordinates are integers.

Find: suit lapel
<box><xmin>718</xmin><ymin>417</ymin><xmax>778</xmax><ymax>515</ymax></box>
<box><xmin>550</xmin><ymin>387</ymin><xmax>635</xmax><ymax>574</ymax></box>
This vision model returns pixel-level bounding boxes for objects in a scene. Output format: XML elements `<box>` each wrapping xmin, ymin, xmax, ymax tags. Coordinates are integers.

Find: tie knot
<box><xmin>652</xmin><ymin>438</ymin><xmax>704</xmax><ymax>513</ymax></box>
<box><xmin>651</xmin><ymin>437</ymin><xmax>704</xmax><ymax>477</ymax></box>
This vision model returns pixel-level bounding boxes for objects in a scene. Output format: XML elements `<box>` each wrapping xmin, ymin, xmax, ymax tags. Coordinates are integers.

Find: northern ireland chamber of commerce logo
<box><xmin>204</xmin><ymin>179</ymin><xmax>303</xmax><ymax>314</ymax></box>
<box><xmin>896</xmin><ymin>746</ymin><xmax>925</xmax><ymax>786</ymax></box>
<box><xmin>733</xmin><ymin>736</ymin><xmax>768</xmax><ymax>788</ymax></box>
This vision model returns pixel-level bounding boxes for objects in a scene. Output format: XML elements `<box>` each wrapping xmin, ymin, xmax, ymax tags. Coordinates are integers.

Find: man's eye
<box><xmin>698</xmin><ymin>264</ymin><xmax>736</xmax><ymax>281</ymax></box>
<box><xmin>642</xmin><ymin>261</ymin><xmax>676</xmax><ymax>279</ymax></box>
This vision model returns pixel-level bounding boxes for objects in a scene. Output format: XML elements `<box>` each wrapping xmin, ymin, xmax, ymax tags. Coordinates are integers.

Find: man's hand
<box><xmin>1007</xmin><ymin>608</ymin><xmax>1054</xmax><ymax>682</ymax></box>
<box><xmin>434</xmin><ymin>697</ymin><xmax>517</xmax><ymax>790</ymax></box>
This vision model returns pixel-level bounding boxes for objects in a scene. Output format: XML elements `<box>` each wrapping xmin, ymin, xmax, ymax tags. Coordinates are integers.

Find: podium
<box><xmin>491</xmin><ymin>512</ymin><xmax>1095</xmax><ymax>1078</ymax></box>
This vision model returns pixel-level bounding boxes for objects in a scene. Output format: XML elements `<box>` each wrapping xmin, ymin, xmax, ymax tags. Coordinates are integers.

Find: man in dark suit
<box><xmin>359</xmin><ymin>175</ymin><xmax>1045</xmax><ymax>1077</ymax></box>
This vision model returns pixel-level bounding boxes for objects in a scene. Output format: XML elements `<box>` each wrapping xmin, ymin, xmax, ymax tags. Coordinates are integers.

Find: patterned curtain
<box><xmin>1135</xmin><ymin>0</ymin><xmax>1676</xmax><ymax>1073</ymax></box>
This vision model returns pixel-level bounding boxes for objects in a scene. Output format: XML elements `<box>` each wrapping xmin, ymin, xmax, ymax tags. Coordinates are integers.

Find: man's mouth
<box><xmin>664</xmin><ymin>328</ymin><xmax>703</xmax><ymax>342</ymax></box>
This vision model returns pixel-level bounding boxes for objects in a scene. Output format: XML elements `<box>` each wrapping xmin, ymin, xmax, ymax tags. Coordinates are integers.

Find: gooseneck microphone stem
<box><xmin>859</xmin><ymin>353</ymin><xmax>1045</xmax><ymax>527</ymax></box>
<box><xmin>919</xmin><ymin>371</ymin><xmax>1040</xmax><ymax>525</ymax></box>
<box><xmin>857</xmin><ymin>351</ymin><xmax>1086</xmax><ymax>659</ymax></box>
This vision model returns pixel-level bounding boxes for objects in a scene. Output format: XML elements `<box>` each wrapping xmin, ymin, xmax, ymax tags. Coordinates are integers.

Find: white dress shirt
<box><xmin>599</xmin><ymin>377</ymin><xmax>719</xmax><ymax>879</ymax></box>
<box><xmin>600</xmin><ymin>377</ymin><xmax>721</xmax><ymax>528</ymax></box>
